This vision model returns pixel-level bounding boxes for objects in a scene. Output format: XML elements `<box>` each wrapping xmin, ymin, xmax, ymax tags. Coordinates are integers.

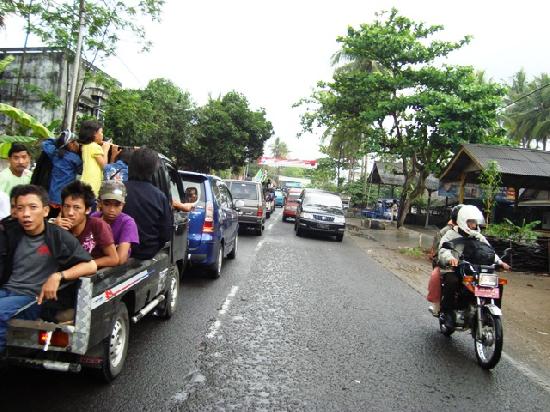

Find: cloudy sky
<box><xmin>2</xmin><ymin>0</ymin><xmax>549</xmax><ymax>159</ymax></box>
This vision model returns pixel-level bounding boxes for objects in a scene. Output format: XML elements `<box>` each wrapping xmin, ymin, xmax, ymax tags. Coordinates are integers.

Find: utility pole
<box><xmin>66</xmin><ymin>0</ymin><xmax>85</xmax><ymax>131</ymax></box>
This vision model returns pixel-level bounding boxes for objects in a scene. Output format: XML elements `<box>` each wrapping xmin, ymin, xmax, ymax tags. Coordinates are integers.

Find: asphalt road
<box><xmin>2</xmin><ymin>208</ymin><xmax>550</xmax><ymax>411</ymax></box>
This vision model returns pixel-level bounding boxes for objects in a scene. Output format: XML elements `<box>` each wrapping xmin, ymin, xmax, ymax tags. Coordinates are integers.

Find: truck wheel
<box><xmin>209</xmin><ymin>244</ymin><xmax>223</xmax><ymax>278</ymax></box>
<box><xmin>227</xmin><ymin>234</ymin><xmax>238</xmax><ymax>259</ymax></box>
<box><xmin>159</xmin><ymin>266</ymin><xmax>179</xmax><ymax>319</ymax></box>
<box><xmin>256</xmin><ymin>224</ymin><xmax>263</xmax><ymax>236</ymax></box>
<box><xmin>336</xmin><ymin>234</ymin><xmax>344</xmax><ymax>242</ymax></box>
<box><xmin>100</xmin><ymin>302</ymin><xmax>129</xmax><ymax>382</ymax></box>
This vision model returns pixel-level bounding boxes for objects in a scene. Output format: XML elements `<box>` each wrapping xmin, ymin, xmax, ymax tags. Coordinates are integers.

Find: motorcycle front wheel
<box><xmin>474</xmin><ymin>310</ymin><xmax>503</xmax><ymax>369</ymax></box>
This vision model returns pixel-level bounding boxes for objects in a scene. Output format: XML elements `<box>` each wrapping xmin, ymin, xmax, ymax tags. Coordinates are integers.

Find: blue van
<box><xmin>179</xmin><ymin>171</ymin><xmax>240</xmax><ymax>278</ymax></box>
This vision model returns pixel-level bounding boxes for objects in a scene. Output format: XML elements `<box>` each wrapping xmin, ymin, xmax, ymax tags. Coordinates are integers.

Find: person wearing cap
<box><xmin>41</xmin><ymin>131</ymin><xmax>82</xmax><ymax>215</ymax></box>
<box><xmin>91</xmin><ymin>180</ymin><xmax>139</xmax><ymax>265</ymax></box>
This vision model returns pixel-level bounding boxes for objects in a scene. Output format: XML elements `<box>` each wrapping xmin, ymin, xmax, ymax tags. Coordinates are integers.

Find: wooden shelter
<box><xmin>439</xmin><ymin>144</ymin><xmax>550</xmax><ymax>203</ymax></box>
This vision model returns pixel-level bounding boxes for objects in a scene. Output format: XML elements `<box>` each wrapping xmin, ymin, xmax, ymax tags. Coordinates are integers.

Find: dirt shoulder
<box><xmin>347</xmin><ymin>228</ymin><xmax>550</xmax><ymax>383</ymax></box>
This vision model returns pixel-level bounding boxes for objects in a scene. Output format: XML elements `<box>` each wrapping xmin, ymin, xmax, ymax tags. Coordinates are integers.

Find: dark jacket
<box><xmin>0</xmin><ymin>218</ymin><xmax>93</xmax><ymax>287</ymax></box>
<box><xmin>123</xmin><ymin>180</ymin><xmax>172</xmax><ymax>260</ymax></box>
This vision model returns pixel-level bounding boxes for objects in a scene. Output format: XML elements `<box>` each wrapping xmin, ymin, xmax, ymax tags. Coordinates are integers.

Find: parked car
<box><xmin>295</xmin><ymin>189</ymin><xmax>346</xmax><ymax>241</ymax></box>
<box><xmin>282</xmin><ymin>189</ymin><xmax>302</xmax><ymax>221</ymax></box>
<box><xmin>179</xmin><ymin>171</ymin><xmax>240</xmax><ymax>278</ymax></box>
<box><xmin>4</xmin><ymin>153</ymin><xmax>189</xmax><ymax>382</ymax></box>
<box><xmin>274</xmin><ymin>189</ymin><xmax>285</xmax><ymax>207</ymax></box>
<box><xmin>225</xmin><ymin>180</ymin><xmax>266</xmax><ymax>235</ymax></box>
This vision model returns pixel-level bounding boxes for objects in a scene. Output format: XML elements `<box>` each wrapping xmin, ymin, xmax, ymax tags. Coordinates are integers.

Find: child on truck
<box><xmin>91</xmin><ymin>180</ymin><xmax>139</xmax><ymax>265</ymax></box>
<box><xmin>0</xmin><ymin>185</ymin><xmax>96</xmax><ymax>353</ymax></box>
<box><xmin>78</xmin><ymin>120</ymin><xmax>111</xmax><ymax>197</ymax></box>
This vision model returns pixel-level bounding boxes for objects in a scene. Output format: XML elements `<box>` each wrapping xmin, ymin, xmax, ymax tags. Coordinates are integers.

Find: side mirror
<box><xmin>234</xmin><ymin>199</ymin><xmax>245</xmax><ymax>209</ymax></box>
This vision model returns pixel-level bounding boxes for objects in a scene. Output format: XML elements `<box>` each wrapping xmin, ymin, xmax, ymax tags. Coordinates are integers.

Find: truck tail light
<box><xmin>39</xmin><ymin>330</ymin><xmax>69</xmax><ymax>348</ymax></box>
<box><xmin>202</xmin><ymin>201</ymin><xmax>214</xmax><ymax>233</ymax></box>
<box><xmin>256</xmin><ymin>207</ymin><xmax>263</xmax><ymax>217</ymax></box>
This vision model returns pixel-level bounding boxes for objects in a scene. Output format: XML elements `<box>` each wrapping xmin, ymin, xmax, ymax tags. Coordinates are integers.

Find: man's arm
<box><xmin>95</xmin><ymin>243</ymin><xmax>119</xmax><ymax>268</ymax></box>
<box><xmin>116</xmin><ymin>242</ymin><xmax>131</xmax><ymax>265</ymax></box>
<box><xmin>38</xmin><ymin>260</ymin><xmax>97</xmax><ymax>304</ymax></box>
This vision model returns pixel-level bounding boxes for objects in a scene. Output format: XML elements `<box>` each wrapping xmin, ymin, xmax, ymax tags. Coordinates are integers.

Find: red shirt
<box><xmin>76</xmin><ymin>216</ymin><xmax>115</xmax><ymax>259</ymax></box>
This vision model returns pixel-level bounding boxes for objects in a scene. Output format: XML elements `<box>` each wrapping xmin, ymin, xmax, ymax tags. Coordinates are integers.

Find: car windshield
<box><xmin>229</xmin><ymin>182</ymin><xmax>258</xmax><ymax>200</ymax></box>
<box><xmin>275</xmin><ymin>191</ymin><xmax>283</xmax><ymax>197</ymax></box>
<box><xmin>303</xmin><ymin>193</ymin><xmax>343</xmax><ymax>209</ymax></box>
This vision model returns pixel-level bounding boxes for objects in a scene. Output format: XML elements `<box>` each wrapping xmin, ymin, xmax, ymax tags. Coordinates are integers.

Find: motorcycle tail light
<box><xmin>499</xmin><ymin>278</ymin><xmax>508</xmax><ymax>285</ymax></box>
<box><xmin>463</xmin><ymin>275</ymin><xmax>474</xmax><ymax>283</ymax></box>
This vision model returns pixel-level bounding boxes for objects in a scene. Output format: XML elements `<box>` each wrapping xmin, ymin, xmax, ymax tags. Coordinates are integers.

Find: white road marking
<box><xmin>255</xmin><ymin>240</ymin><xmax>264</xmax><ymax>252</ymax></box>
<box><xmin>206</xmin><ymin>285</ymin><xmax>240</xmax><ymax>338</ymax></box>
<box><xmin>502</xmin><ymin>353</ymin><xmax>550</xmax><ymax>393</ymax></box>
<box><xmin>267</xmin><ymin>223</ymin><xmax>274</xmax><ymax>230</ymax></box>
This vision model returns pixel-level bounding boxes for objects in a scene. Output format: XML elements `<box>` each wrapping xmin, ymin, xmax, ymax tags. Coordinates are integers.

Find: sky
<box><xmin>2</xmin><ymin>0</ymin><xmax>550</xmax><ymax>160</ymax></box>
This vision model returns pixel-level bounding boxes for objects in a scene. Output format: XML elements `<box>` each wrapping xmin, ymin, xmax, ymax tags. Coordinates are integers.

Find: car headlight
<box><xmin>479</xmin><ymin>274</ymin><xmax>498</xmax><ymax>287</ymax></box>
<box><xmin>301</xmin><ymin>212</ymin><xmax>313</xmax><ymax>219</ymax></box>
<box><xmin>334</xmin><ymin>216</ymin><xmax>345</xmax><ymax>224</ymax></box>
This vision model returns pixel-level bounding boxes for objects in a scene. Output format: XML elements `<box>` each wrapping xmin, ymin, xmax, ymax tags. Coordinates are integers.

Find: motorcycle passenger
<box><xmin>438</xmin><ymin>205</ymin><xmax>510</xmax><ymax>328</ymax></box>
<box><xmin>427</xmin><ymin>204</ymin><xmax>462</xmax><ymax>316</ymax></box>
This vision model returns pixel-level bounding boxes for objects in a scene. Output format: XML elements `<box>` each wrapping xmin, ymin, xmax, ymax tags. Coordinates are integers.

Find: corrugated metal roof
<box><xmin>463</xmin><ymin>144</ymin><xmax>550</xmax><ymax>177</ymax></box>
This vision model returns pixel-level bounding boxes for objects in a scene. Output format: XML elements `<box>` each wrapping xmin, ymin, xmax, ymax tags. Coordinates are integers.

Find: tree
<box><xmin>478</xmin><ymin>160</ymin><xmax>502</xmax><ymax>225</ymax></box>
<box><xmin>269</xmin><ymin>137</ymin><xmax>289</xmax><ymax>158</ymax></box>
<box><xmin>3</xmin><ymin>0</ymin><xmax>164</xmax><ymax>129</ymax></box>
<box><xmin>503</xmin><ymin>71</ymin><xmax>550</xmax><ymax>150</ymax></box>
<box><xmin>103</xmin><ymin>78</ymin><xmax>194</xmax><ymax>166</ymax></box>
<box><xmin>183</xmin><ymin>91</ymin><xmax>274</xmax><ymax>173</ymax></box>
<box><xmin>300</xmin><ymin>9</ymin><xmax>506</xmax><ymax>228</ymax></box>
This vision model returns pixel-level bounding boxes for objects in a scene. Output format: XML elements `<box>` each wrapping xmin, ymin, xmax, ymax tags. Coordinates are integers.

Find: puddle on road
<box><xmin>168</xmin><ymin>369</ymin><xmax>207</xmax><ymax>408</ymax></box>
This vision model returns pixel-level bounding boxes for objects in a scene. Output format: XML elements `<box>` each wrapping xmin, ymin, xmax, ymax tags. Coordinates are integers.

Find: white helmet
<box><xmin>456</xmin><ymin>204</ymin><xmax>485</xmax><ymax>236</ymax></box>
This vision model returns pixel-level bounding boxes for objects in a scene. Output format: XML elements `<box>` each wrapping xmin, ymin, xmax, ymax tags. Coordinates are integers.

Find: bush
<box><xmin>483</xmin><ymin>218</ymin><xmax>540</xmax><ymax>244</ymax></box>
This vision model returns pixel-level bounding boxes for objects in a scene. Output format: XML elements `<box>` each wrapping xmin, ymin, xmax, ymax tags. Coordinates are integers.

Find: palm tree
<box><xmin>269</xmin><ymin>137</ymin><xmax>289</xmax><ymax>158</ymax></box>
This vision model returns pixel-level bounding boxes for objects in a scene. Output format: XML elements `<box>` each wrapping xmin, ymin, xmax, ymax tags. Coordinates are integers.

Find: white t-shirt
<box><xmin>0</xmin><ymin>191</ymin><xmax>10</xmax><ymax>219</ymax></box>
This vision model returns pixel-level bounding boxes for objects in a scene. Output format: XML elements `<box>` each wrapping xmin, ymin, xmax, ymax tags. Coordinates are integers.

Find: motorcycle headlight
<box><xmin>301</xmin><ymin>212</ymin><xmax>313</xmax><ymax>219</ymax></box>
<box><xmin>334</xmin><ymin>216</ymin><xmax>345</xmax><ymax>224</ymax></box>
<box><xmin>478</xmin><ymin>274</ymin><xmax>498</xmax><ymax>287</ymax></box>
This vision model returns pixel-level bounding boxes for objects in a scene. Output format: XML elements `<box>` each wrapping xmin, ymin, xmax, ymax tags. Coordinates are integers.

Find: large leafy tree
<box><xmin>103</xmin><ymin>78</ymin><xmax>194</xmax><ymax>166</ymax></box>
<box><xmin>183</xmin><ymin>91</ymin><xmax>274</xmax><ymax>173</ymax></box>
<box><xmin>301</xmin><ymin>9</ymin><xmax>506</xmax><ymax>228</ymax></box>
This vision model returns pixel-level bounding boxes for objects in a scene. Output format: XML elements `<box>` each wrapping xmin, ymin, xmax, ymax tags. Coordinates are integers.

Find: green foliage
<box><xmin>484</xmin><ymin>218</ymin><xmax>540</xmax><ymax>244</ymax></box>
<box><xmin>269</xmin><ymin>137</ymin><xmax>289</xmax><ymax>158</ymax></box>
<box><xmin>183</xmin><ymin>91</ymin><xmax>274</xmax><ymax>172</ymax></box>
<box><xmin>478</xmin><ymin>160</ymin><xmax>502</xmax><ymax>224</ymax></box>
<box><xmin>399</xmin><ymin>247</ymin><xmax>425</xmax><ymax>258</ymax></box>
<box><xmin>104</xmin><ymin>79</ymin><xmax>193</xmax><ymax>166</ymax></box>
<box><xmin>300</xmin><ymin>8</ymin><xmax>507</xmax><ymax>227</ymax></box>
<box><xmin>0</xmin><ymin>103</ymin><xmax>51</xmax><ymax>139</ymax></box>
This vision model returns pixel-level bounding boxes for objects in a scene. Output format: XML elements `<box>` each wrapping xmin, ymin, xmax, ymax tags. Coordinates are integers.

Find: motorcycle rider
<box><xmin>437</xmin><ymin>205</ymin><xmax>510</xmax><ymax>328</ymax></box>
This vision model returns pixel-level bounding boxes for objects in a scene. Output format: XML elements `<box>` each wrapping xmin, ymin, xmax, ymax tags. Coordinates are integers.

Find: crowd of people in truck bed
<box><xmin>0</xmin><ymin>120</ymin><xmax>196</xmax><ymax>353</ymax></box>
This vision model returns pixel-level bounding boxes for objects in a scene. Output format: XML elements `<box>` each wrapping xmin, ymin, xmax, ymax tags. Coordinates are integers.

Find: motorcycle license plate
<box><xmin>475</xmin><ymin>286</ymin><xmax>500</xmax><ymax>299</ymax></box>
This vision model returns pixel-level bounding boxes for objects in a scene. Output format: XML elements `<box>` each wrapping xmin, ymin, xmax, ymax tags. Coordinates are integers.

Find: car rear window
<box><xmin>180</xmin><ymin>175</ymin><xmax>207</xmax><ymax>206</ymax></box>
<box><xmin>287</xmin><ymin>193</ymin><xmax>300</xmax><ymax>201</ymax></box>
<box><xmin>228</xmin><ymin>182</ymin><xmax>259</xmax><ymax>200</ymax></box>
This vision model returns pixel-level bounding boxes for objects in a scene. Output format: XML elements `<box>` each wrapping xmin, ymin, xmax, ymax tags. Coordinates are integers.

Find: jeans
<box><xmin>0</xmin><ymin>288</ymin><xmax>40</xmax><ymax>351</ymax></box>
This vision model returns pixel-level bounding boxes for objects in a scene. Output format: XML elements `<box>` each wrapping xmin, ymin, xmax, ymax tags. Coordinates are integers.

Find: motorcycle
<box><xmin>437</xmin><ymin>244</ymin><xmax>511</xmax><ymax>369</ymax></box>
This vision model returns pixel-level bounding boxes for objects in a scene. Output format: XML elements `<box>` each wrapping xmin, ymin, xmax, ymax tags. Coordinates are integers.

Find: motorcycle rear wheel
<box><xmin>474</xmin><ymin>310</ymin><xmax>503</xmax><ymax>369</ymax></box>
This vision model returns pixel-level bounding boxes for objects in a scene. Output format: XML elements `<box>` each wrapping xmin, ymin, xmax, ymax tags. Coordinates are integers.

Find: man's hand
<box><xmin>54</xmin><ymin>216</ymin><xmax>73</xmax><ymax>230</ymax></box>
<box><xmin>449</xmin><ymin>258</ymin><xmax>459</xmax><ymax>267</ymax></box>
<box><xmin>499</xmin><ymin>261</ymin><xmax>511</xmax><ymax>271</ymax></box>
<box><xmin>110</xmin><ymin>144</ymin><xmax>122</xmax><ymax>163</ymax></box>
<box><xmin>38</xmin><ymin>272</ymin><xmax>62</xmax><ymax>304</ymax></box>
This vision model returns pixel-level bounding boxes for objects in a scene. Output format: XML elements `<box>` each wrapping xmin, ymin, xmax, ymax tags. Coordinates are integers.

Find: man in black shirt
<box><xmin>0</xmin><ymin>185</ymin><xmax>96</xmax><ymax>352</ymax></box>
<box><xmin>123</xmin><ymin>148</ymin><xmax>172</xmax><ymax>260</ymax></box>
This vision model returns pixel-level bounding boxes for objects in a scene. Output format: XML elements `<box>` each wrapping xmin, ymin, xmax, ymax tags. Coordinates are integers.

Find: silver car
<box><xmin>225</xmin><ymin>180</ymin><xmax>266</xmax><ymax>236</ymax></box>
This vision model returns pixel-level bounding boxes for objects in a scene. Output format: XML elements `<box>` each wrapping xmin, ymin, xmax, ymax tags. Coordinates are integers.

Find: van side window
<box><xmin>212</xmin><ymin>182</ymin><xmax>222</xmax><ymax>206</ymax></box>
<box><xmin>219</xmin><ymin>185</ymin><xmax>232</xmax><ymax>208</ymax></box>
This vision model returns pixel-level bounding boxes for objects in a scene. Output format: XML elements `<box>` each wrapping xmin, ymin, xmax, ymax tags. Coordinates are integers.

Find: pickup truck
<box><xmin>3</xmin><ymin>153</ymin><xmax>189</xmax><ymax>382</ymax></box>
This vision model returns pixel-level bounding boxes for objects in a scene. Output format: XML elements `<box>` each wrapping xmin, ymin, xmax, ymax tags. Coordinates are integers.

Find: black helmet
<box><xmin>450</xmin><ymin>204</ymin><xmax>463</xmax><ymax>225</ymax></box>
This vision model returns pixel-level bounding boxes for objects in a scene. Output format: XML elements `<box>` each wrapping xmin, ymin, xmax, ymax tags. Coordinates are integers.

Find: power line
<box><xmin>502</xmin><ymin>82</ymin><xmax>550</xmax><ymax>109</ymax></box>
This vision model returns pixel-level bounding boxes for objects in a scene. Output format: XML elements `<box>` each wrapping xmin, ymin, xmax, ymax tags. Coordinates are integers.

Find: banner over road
<box><xmin>257</xmin><ymin>157</ymin><xmax>317</xmax><ymax>169</ymax></box>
